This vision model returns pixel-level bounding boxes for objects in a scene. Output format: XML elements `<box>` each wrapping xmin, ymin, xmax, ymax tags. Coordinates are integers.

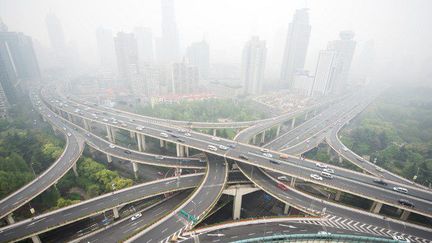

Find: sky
<box><xmin>1</xmin><ymin>0</ymin><xmax>432</xmax><ymax>82</ymax></box>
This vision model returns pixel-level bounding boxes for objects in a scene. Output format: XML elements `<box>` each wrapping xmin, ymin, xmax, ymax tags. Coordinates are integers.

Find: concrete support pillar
<box><xmin>276</xmin><ymin>125</ymin><xmax>281</xmax><ymax>137</ymax></box>
<box><xmin>400</xmin><ymin>210</ymin><xmax>411</xmax><ymax>220</ymax></box>
<box><xmin>252</xmin><ymin>135</ymin><xmax>257</xmax><ymax>144</ymax></box>
<box><xmin>83</xmin><ymin>119</ymin><xmax>90</xmax><ymax>131</ymax></box>
<box><xmin>31</xmin><ymin>235</ymin><xmax>42</xmax><ymax>243</ymax></box>
<box><xmin>185</xmin><ymin>146</ymin><xmax>190</xmax><ymax>157</ymax></box>
<box><xmin>111</xmin><ymin>127</ymin><xmax>116</xmax><ymax>142</ymax></box>
<box><xmin>370</xmin><ymin>201</ymin><xmax>383</xmax><ymax>214</ymax></box>
<box><xmin>305</xmin><ymin>112</ymin><xmax>309</xmax><ymax>120</ymax></box>
<box><xmin>72</xmin><ymin>163</ymin><xmax>78</xmax><ymax>177</ymax></box>
<box><xmin>283</xmin><ymin>204</ymin><xmax>290</xmax><ymax>215</ymax></box>
<box><xmin>213</xmin><ymin>129</ymin><xmax>217</xmax><ymax>136</ymax></box>
<box><xmin>137</xmin><ymin>134</ymin><xmax>146</xmax><ymax>152</ymax></box>
<box><xmin>291</xmin><ymin>118</ymin><xmax>296</xmax><ymax>129</ymax></box>
<box><xmin>130</xmin><ymin>131</ymin><xmax>136</xmax><ymax>139</ymax></box>
<box><xmin>176</xmin><ymin>144</ymin><xmax>185</xmax><ymax>157</ymax></box>
<box><xmin>6</xmin><ymin>214</ymin><xmax>15</xmax><ymax>224</ymax></box>
<box><xmin>233</xmin><ymin>190</ymin><xmax>243</xmax><ymax>220</ymax></box>
<box><xmin>132</xmin><ymin>161</ymin><xmax>138</xmax><ymax>179</ymax></box>
<box><xmin>106</xmin><ymin>125</ymin><xmax>113</xmax><ymax>142</ymax></box>
<box><xmin>107</xmin><ymin>154</ymin><xmax>113</xmax><ymax>163</ymax></box>
<box><xmin>261</xmin><ymin>130</ymin><xmax>266</xmax><ymax>144</ymax></box>
<box><xmin>335</xmin><ymin>191</ymin><xmax>342</xmax><ymax>201</ymax></box>
<box><xmin>290</xmin><ymin>177</ymin><xmax>296</xmax><ymax>187</ymax></box>
<box><xmin>113</xmin><ymin>207</ymin><xmax>120</xmax><ymax>219</ymax></box>
<box><xmin>338</xmin><ymin>155</ymin><xmax>343</xmax><ymax>163</ymax></box>
<box><xmin>160</xmin><ymin>139</ymin><xmax>165</xmax><ymax>148</ymax></box>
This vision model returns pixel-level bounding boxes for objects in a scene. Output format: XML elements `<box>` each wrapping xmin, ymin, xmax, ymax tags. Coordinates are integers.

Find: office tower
<box><xmin>186</xmin><ymin>40</ymin><xmax>209</xmax><ymax>80</ymax></box>
<box><xmin>326</xmin><ymin>31</ymin><xmax>356</xmax><ymax>93</ymax></box>
<box><xmin>0</xmin><ymin>27</ymin><xmax>41</xmax><ymax>106</ymax></box>
<box><xmin>134</xmin><ymin>27</ymin><xmax>154</xmax><ymax>65</ymax></box>
<box><xmin>114</xmin><ymin>32</ymin><xmax>139</xmax><ymax>83</ymax></box>
<box><xmin>96</xmin><ymin>27</ymin><xmax>116</xmax><ymax>70</ymax></box>
<box><xmin>311</xmin><ymin>50</ymin><xmax>336</xmax><ymax>96</ymax></box>
<box><xmin>158</xmin><ymin>0</ymin><xmax>180</xmax><ymax>64</ymax></box>
<box><xmin>351</xmin><ymin>40</ymin><xmax>374</xmax><ymax>85</ymax></box>
<box><xmin>293</xmin><ymin>70</ymin><xmax>314</xmax><ymax>96</ymax></box>
<box><xmin>45</xmin><ymin>13</ymin><xmax>66</xmax><ymax>51</ymax></box>
<box><xmin>280</xmin><ymin>8</ymin><xmax>311</xmax><ymax>89</ymax></box>
<box><xmin>241</xmin><ymin>36</ymin><xmax>267</xmax><ymax>95</ymax></box>
<box><xmin>171</xmin><ymin>61</ymin><xmax>199</xmax><ymax>94</ymax></box>
<box><xmin>0</xmin><ymin>18</ymin><xmax>7</xmax><ymax>32</ymax></box>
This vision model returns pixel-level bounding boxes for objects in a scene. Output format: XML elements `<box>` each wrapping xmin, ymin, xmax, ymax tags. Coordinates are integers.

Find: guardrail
<box><xmin>232</xmin><ymin>233</ymin><xmax>401</xmax><ymax>243</ymax></box>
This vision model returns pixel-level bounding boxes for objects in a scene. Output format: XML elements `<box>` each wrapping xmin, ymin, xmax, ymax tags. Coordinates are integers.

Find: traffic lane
<box><xmin>238</xmin><ymin>163</ymin><xmax>432</xmax><ymax>242</ymax></box>
<box><xmin>130</xmin><ymin>155</ymin><xmax>227</xmax><ymax>242</ymax></box>
<box><xmin>0</xmin><ymin>174</ymin><xmax>202</xmax><ymax>243</ymax></box>
<box><xmin>226</xmin><ymin>148</ymin><xmax>432</xmax><ymax>216</ymax></box>
<box><xmin>44</xmin><ymin>95</ymin><xmax>432</xmax><ymax>212</ymax></box>
<box><xmin>0</xmin><ymin>106</ymin><xmax>84</xmax><ymax>219</ymax></box>
<box><xmin>78</xmin><ymin>191</ymin><xmax>191</xmax><ymax>243</ymax></box>
<box><xmin>185</xmin><ymin>221</ymin><xmax>381</xmax><ymax>243</ymax></box>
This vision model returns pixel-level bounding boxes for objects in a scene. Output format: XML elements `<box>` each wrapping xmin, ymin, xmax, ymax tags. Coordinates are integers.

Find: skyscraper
<box><xmin>311</xmin><ymin>50</ymin><xmax>336</xmax><ymax>96</ymax></box>
<box><xmin>241</xmin><ymin>36</ymin><xmax>267</xmax><ymax>95</ymax></box>
<box><xmin>114</xmin><ymin>32</ymin><xmax>139</xmax><ymax>83</ymax></box>
<box><xmin>326</xmin><ymin>31</ymin><xmax>356</xmax><ymax>93</ymax></box>
<box><xmin>96</xmin><ymin>27</ymin><xmax>116</xmax><ymax>70</ymax></box>
<box><xmin>186</xmin><ymin>40</ymin><xmax>209</xmax><ymax>80</ymax></box>
<box><xmin>158</xmin><ymin>0</ymin><xmax>180</xmax><ymax>64</ymax></box>
<box><xmin>134</xmin><ymin>27</ymin><xmax>154</xmax><ymax>65</ymax></box>
<box><xmin>171</xmin><ymin>61</ymin><xmax>199</xmax><ymax>94</ymax></box>
<box><xmin>280</xmin><ymin>8</ymin><xmax>311</xmax><ymax>89</ymax></box>
<box><xmin>45</xmin><ymin>13</ymin><xmax>66</xmax><ymax>51</ymax></box>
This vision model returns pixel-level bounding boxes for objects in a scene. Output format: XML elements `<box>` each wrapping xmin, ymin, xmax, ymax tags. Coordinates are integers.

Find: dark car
<box><xmin>171</xmin><ymin>134</ymin><xmax>179</xmax><ymax>138</ymax></box>
<box><xmin>239</xmin><ymin>154</ymin><xmax>249</xmax><ymax>160</ymax></box>
<box><xmin>166</xmin><ymin>129</ymin><xmax>173</xmax><ymax>133</ymax></box>
<box><xmin>124</xmin><ymin>150</ymin><xmax>131</xmax><ymax>154</ymax></box>
<box><xmin>398</xmin><ymin>199</ymin><xmax>414</xmax><ymax>207</ymax></box>
<box><xmin>269</xmin><ymin>159</ymin><xmax>281</xmax><ymax>165</ymax></box>
<box><xmin>228</xmin><ymin>143</ymin><xmax>237</xmax><ymax>148</ymax></box>
<box><xmin>373</xmin><ymin>179</ymin><xmax>388</xmax><ymax>186</ymax></box>
<box><xmin>177</xmin><ymin>138</ymin><xmax>186</xmax><ymax>143</ymax></box>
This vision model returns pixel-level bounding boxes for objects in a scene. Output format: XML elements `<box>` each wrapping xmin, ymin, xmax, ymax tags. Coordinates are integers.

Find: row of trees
<box><xmin>341</xmin><ymin>86</ymin><xmax>432</xmax><ymax>185</ymax></box>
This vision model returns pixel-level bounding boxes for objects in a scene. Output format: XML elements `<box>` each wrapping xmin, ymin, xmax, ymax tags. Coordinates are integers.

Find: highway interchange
<box><xmin>0</xmin><ymin>86</ymin><xmax>431</xmax><ymax>242</ymax></box>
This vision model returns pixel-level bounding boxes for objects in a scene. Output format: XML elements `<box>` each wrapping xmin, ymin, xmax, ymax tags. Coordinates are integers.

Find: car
<box><xmin>269</xmin><ymin>159</ymin><xmax>280</xmax><ymax>165</ymax></box>
<box><xmin>124</xmin><ymin>150</ymin><xmax>131</xmax><ymax>154</ymax></box>
<box><xmin>199</xmin><ymin>159</ymin><xmax>206</xmax><ymax>163</ymax></box>
<box><xmin>260</xmin><ymin>148</ymin><xmax>269</xmax><ymax>153</ymax></box>
<box><xmin>136</xmin><ymin>126</ymin><xmax>144</xmax><ymax>131</ymax></box>
<box><xmin>184</xmin><ymin>133</ymin><xmax>191</xmax><ymax>137</ymax></box>
<box><xmin>317</xmin><ymin>231</ymin><xmax>331</xmax><ymax>236</ymax></box>
<box><xmin>86</xmin><ymin>133</ymin><xmax>91</xmax><ymax>137</ymax></box>
<box><xmin>207</xmin><ymin>145</ymin><xmax>218</xmax><ymax>151</ymax></box>
<box><xmin>375</xmin><ymin>167</ymin><xmax>384</xmax><ymax>172</ymax></box>
<box><xmin>239</xmin><ymin>154</ymin><xmax>249</xmax><ymax>160</ymax></box>
<box><xmin>322</xmin><ymin>168</ymin><xmax>334</xmax><ymax>174</ymax></box>
<box><xmin>398</xmin><ymin>199</ymin><xmax>414</xmax><ymax>207</ymax></box>
<box><xmin>177</xmin><ymin>138</ymin><xmax>186</xmax><ymax>143</ymax></box>
<box><xmin>131</xmin><ymin>212</ymin><xmax>142</xmax><ymax>221</ymax></box>
<box><xmin>392</xmin><ymin>235</ymin><xmax>410</xmax><ymax>242</ymax></box>
<box><xmin>277</xmin><ymin>176</ymin><xmax>288</xmax><ymax>181</ymax></box>
<box><xmin>121</xmin><ymin>123</ymin><xmax>127</xmax><ymax>127</ymax></box>
<box><xmin>277</xmin><ymin>182</ymin><xmax>288</xmax><ymax>191</ymax></box>
<box><xmin>155</xmin><ymin>155</ymin><xmax>164</xmax><ymax>160</ymax></box>
<box><xmin>356</xmin><ymin>157</ymin><xmax>364</xmax><ymax>163</ymax></box>
<box><xmin>263</xmin><ymin>153</ymin><xmax>273</xmax><ymax>158</ymax></box>
<box><xmin>211</xmin><ymin>136</ymin><xmax>221</xmax><ymax>141</ymax></box>
<box><xmin>219</xmin><ymin>145</ymin><xmax>228</xmax><ymax>150</ymax></box>
<box><xmin>320</xmin><ymin>172</ymin><xmax>333</xmax><ymax>179</ymax></box>
<box><xmin>316</xmin><ymin>163</ymin><xmax>327</xmax><ymax>168</ymax></box>
<box><xmin>112</xmin><ymin>121</ymin><xmax>118</xmax><ymax>124</ymax></box>
<box><xmin>393</xmin><ymin>187</ymin><xmax>408</xmax><ymax>194</ymax></box>
<box><xmin>171</xmin><ymin>134</ymin><xmax>179</xmax><ymax>138</ymax></box>
<box><xmin>157</xmin><ymin>171</ymin><xmax>164</xmax><ymax>176</ymax></box>
<box><xmin>63</xmin><ymin>127</ymin><xmax>67</xmax><ymax>131</ymax></box>
<box><xmin>165</xmin><ymin>129</ymin><xmax>173</xmax><ymax>133</ymax></box>
<box><xmin>160</xmin><ymin>132</ymin><xmax>169</xmax><ymax>138</ymax></box>
<box><xmin>47</xmin><ymin>114</ymin><xmax>52</xmax><ymax>118</ymax></box>
<box><xmin>373</xmin><ymin>179</ymin><xmax>388</xmax><ymax>186</ymax></box>
<box><xmin>102</xmin><ymin>118</ymin><xmax>109</xmax><ymax>122</ymax></box>
<box><xmin>109</xmin><ymin>144</ymin><xmax>116</xmax><ymax>149</ymax></box>
<box><xmin>279</xmin><ymin>154</ymin><xmax>289</xmax><ymax>159</ymax></box>
<box><xmin>129</xmin><ymin>119</ymin><xmax>135</xmax><ymax>122</ymax></box>
<box><xmin>343</xmin><ymin>147</ymin><xmax>348</xmax><ymax>152</ymax></box>
<box><xmin>67</xmin><ymin>133</ymin><xmax>72</xmax><ymax>137</ymax></box>
<box><xmin>310</xmin><ymin>174</ymin><xmax>323</xmax><ymax>181</ymax></box>
<box><xmin>227</xmin><ymin>143</ymin><xmax>237</xmax><ymax>148</ymax></box>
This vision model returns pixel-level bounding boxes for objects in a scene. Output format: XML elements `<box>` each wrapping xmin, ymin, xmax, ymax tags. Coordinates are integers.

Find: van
<box><xmin>320</xmin><ymin>171</ymin><xmax>333</xmax><ymax>179</ymax></box>
<box><xmin>279</xmin><ymin>154</ymin><xmax>289</xmax><ymax>159</ymax></box>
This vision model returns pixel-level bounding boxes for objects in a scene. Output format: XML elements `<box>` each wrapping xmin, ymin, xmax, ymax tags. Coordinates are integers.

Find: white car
<box><xmin>102</xmin><ymin>118</ymin><xmax>109</xmax><ymax>122</ymax></box>
<box><xmin>310</xmin><ymin>174</ymin><xmax>323</xmax><ymax>181</ymax></box>
<box><xmin>131</xmin><ymin>212</ymin><xmax>142</xmax><ymax>221</ymax></box>
<box><xmin>207</xmin><ymin>145</ymin><xmax>218</xmax><ymax>151</ymax></box>
<box><xmin>219</xmin><ymin>145</ymin><xmax>228</xmax><ymax>150</ymax></box>
<box><xmin>316</xmin><ymin>163</ymin><xmax>327</xmax><ymax>168</ymax></box>
<box><xmin>277</xmin><ymin>176</ymin><xmax>288</xmax><ymax>181</ymax></box>
<box><xmin>109</xmin><ymin>144</ymin><xmax>116</xmax><ymax>149</ymax></box>
<box><xmin>155</xmin><ymin>155</ymin><xmax>164</xmax><ymax>160</ymax></box>
<box><xmin>121</xmin><ymin>123</ymin><xmax>127</xmax><ymax>127</ymax></box>
<box><xmin>393</xmin><ymin>187</ymin><xmax>408</xmax><ymax>194</ymax></box>
<box><xmin>263</xmin><ymin>153</ymin><xmax>273</xmax><ymax>158</ymax></box>
<box><xmin>322</xmin><ymin>168</ymin><xmax>334</xmax><ymax>174</ymax></box>
<box><xmin>212</xmin><ymin>137</ymin><xmax>221</xmax><ymax>141</ymax></box>
<box><xmin>184</xmin><ymin>133</ymin><xmax>191</xmax><ymax>137</ymax></box>
<box><xmin>160</xmin><ymin>132</ymin><xmax>169</xmax><ymax>138</ymax></box>
<box><xmin>375</xmin><ymin>167</ymin><xmax>384</xmax><ymax>172</ymax></box>
<box><xmin>67</xmin><ymin>133</ymin><xmax>72</xmax><ymax>137</ymax></box>
<box><xmin>260</xmin><ymin>148</ymin><xmax>269</xmax><ymax>153</ymax></box>
<box><xmin>136</xmin><ymin>126</ymin><xmax>143</xmax><ymax>131</ymax></box>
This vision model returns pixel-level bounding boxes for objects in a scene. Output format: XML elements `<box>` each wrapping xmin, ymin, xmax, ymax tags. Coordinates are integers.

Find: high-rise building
<box><xmin>0</xmin><ymin>18</ymin><xmax>7</xmax><ymax>32</ymax></box>
<box><xmin>114</xmin><ymin>32</ymin><xmax>139</xmax><ymax>83</ymax></box>
<box><xmin>45</xmin><ymin>13</ymin><xmax>66</xmax><ymax>52</ymax></box>
<box><xmin>0</xmin><ymin>22</ymin><xmax>40</xmax><ymax>105</ymax></box>
<box><xmin>325</xmin><ymin>31</ymin><xmax>356</xmax><ymax>93</ymax></box>
<box><xmin>171</xmin><ymin>61</ymin><xmax>199</xmax><ymax>94</ymax></box>
<box><xmin>280</xmin><ymin>8</ymin><xmax>311</xmax><ymax>89</ymax></box>
<box><xmin>350</xmin><ymin>40</ymin><xmax>374</xmax><ymax>85</ymax></box>
<box><xmin>311</xmin><ymin>50</ymin><xmax>336</xmax><ymax>96</ymax></box>
<box><xmin>95</xmin><ymin>27</ymin><xmax>116</xmax><ymax>70</ymax></box>
<box><xmin>241</xmin><ymin>36</ymin><xmax>267</xmax><ymax>95</ymax></box>
<box><xmin>186</xmin><ymin>40</ymin><xmax>209</xmax><ymax>80</ymax></box>
<box><xmin>134</xmin><ymin>27</ymin><xmax>154</xmax><ymax>65</ymax></box>
<box><xmin>157</xmin><ymin>0</ymin><xmax>180</xmax><ymax>64</ymax></box>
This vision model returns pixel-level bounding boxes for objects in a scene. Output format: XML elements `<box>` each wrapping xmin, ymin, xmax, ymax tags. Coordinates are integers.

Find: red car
<box><xmin>277</xmin><ymin>182</ymin><xmax>288</xmax><ymax>191</ymax></box>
